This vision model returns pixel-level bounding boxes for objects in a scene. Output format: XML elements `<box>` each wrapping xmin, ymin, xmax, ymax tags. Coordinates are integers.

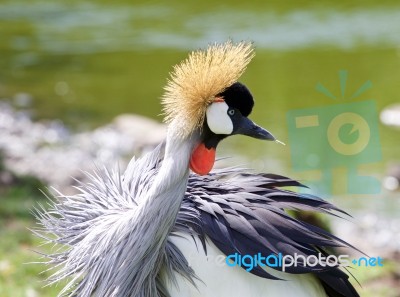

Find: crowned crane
<box><xmin>35</xmin><ymin>41</ymin><xmax>360</xmax><ymax>297</ymax></box>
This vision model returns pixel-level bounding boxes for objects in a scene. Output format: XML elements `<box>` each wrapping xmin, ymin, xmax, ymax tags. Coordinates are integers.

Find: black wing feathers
<box><xmin>180</xmin><ymin>168</ymin><xmax>360</xmax><ymax>297</ymax></box>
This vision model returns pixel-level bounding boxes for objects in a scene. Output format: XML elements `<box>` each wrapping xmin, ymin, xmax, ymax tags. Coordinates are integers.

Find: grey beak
<box><xmin>234</xmin><ymin>116</ymin><xmax>276</xmax><ymax>141</ymax></box>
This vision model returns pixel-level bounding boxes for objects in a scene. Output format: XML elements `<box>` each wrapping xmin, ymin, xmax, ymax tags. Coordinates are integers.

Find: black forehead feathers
<box><xmin>218</xmin><ymin>82</ymin><xmax>254</xmax><ymax>117</ymax></box>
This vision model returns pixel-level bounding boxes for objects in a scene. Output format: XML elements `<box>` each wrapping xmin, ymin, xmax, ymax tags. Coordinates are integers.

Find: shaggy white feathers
<box><xmin>162</xmin><ymin>41</ymin><xmax>254</xmax><ymax>138</ymax></box>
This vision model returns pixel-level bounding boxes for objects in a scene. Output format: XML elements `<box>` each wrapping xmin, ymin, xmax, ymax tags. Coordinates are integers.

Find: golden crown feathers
<box><xmin>161</xmin><ymin>41</ymin><xmax>255</xmax><ymax>138</ymax></box>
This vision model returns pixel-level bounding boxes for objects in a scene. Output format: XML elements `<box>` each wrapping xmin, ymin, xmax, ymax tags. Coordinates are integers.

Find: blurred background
<box><xmin>0</xmin><ymin>0</ymin><xmax>399</xmax><ymax>296</ymax></box>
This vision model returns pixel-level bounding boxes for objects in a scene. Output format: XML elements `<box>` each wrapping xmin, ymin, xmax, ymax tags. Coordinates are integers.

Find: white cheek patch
<box><xmin>206</xmin><ymin>102</ymin><xmax>234</xmax><ymax>135</ymax></box>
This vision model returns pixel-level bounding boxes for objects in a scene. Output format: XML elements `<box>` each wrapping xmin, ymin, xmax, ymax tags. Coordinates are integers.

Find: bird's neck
<box><xmin>139</xmin><ymin>127</ymin><xmax>199</xmax><ymax>246</ymax></box>
<box><xmin>149</xmin><ymin>128</ymin><xmax>198</xmax><ymax>200</ymax></box>
<box><xmin>125</xmin><ymin>128</ymin><xmax>199</xmax><ymax>295</ymax></box>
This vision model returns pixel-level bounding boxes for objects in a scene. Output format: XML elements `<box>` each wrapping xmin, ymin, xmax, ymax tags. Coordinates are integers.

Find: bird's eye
<box><xmin>228</xmin><ymin>109</ymin><xmax>235</xmax><ymax>116</ymax></box>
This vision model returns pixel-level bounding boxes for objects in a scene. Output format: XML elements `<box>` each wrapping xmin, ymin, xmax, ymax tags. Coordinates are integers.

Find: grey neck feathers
<box><xmin>146</xmin><ymin>128</ymin><xmax>197</xmax><ymax>203</ymax></box>
<box><xmin>120</xmin><ymin>126</ymin><xmax>199</xmax><ymax>297</ymax></box>
<box><xmin>137</xmin><ymin>128</ymin><xmax>197</xmax><ymax>245</ymax></box>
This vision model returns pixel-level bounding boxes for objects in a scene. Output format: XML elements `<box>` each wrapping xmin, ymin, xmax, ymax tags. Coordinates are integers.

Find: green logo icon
<box><xmin>287</xmin><ymin>70</ymin><xmax>381</xmax><ymax>195</ymax></box>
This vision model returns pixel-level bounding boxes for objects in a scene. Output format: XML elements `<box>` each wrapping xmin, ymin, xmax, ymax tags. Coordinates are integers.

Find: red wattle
<box><xmin>189</xmin><ymin>143</ymin><xmax>216</xmax><ymax>175</ymax></box>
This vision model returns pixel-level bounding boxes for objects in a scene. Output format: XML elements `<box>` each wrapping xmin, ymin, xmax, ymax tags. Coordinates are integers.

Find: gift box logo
<box><xmin>287</xmin><ymin>70</ymin><xmax>381</xmax><ymax>195</ymax></box>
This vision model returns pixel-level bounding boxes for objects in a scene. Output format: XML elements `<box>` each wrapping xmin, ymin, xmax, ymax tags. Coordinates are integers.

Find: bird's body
<box><xmin>35</xmin><ymin>41</ymin><xmax>360</xmax><ymax>297</ymax></box>
<box><xmin>38</xmin><ymin>141</ymin><xmax>358</xmax><ymax>297</ymax></box>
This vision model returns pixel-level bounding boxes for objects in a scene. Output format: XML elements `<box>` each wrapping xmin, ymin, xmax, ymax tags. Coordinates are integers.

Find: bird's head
<box><xmin>162</xmin><ymin>41</ymin><xmax>276</xmax><ymax>175</ymax></box>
